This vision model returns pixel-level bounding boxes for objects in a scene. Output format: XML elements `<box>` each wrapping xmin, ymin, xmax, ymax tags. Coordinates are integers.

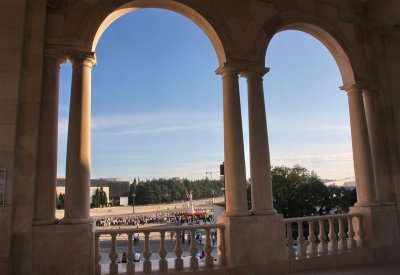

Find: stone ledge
<box><xmin>288</xmin><ymin>248</ymin><xmax>374</xmax><ymax>273</ymax></box>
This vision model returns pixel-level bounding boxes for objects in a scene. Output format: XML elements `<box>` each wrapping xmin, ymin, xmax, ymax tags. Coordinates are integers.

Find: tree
<box><xmin>128</xmin><ymin>178</ymin><xmax>138</xmax><ymax>205</ymax></box>
<box><xmin>270</xmin><ymin>165</ymin><xmax>352</xmax><ymax>218</ymax></box>
<box><xmin>99</xmin><ymin>187</ymin><xmax>107</xmax><ymax>207</ymax></box>
<box><xmin>92</xmin><ymin>188</ymin><xmax>100</xmax><ymax>208</ymax></box>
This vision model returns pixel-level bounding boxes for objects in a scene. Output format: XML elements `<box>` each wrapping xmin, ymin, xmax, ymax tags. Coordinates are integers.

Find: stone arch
<box><xmin>259</xmin><ymin>18</ymin><xmax>357</xmax><ymax>86</ymax></box>
<box><xmin>76</xmin><ymin>0</ymin><xmax>226</xmax><ymax>65</ymax></box>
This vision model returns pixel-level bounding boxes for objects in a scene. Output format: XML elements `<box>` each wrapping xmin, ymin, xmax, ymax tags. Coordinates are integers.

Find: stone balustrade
<box><xmin>284</xmin><ymin>214</ymin><xmax>364</xmax><ymax>259</ymax></box>
<box><xmin>95</xmin><ymin>224</ymin><xmax>225</xmax><ymax>275</ymax></box>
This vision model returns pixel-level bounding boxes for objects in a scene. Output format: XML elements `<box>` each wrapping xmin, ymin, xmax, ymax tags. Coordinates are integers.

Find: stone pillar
<box><xmin>362</xmin><ymin>87</ymin><xmax>394</xmax><ymax>205</ymax></box>
<box><xmin>341</xmin><ymin>84</ymin><xmax>379</xmax><ymax>207</ymax></box>
<box><xmin>216</xmin><ymin>63</ymin><xmax>250</xmax><ymax>217</ymax></box>
<box><xmin>34</xmin><ymin>50</ymin><xmax>66</xmax><ymax>225</ymax></box>
<box><xmin>61</xmin><ymin>51</ymin><xmax>96</xmax><ymax>224</ymax></box>
<box><xmin>243</xmin><ymin>68</ymin><xmax>276</xmax><ymax>215</ymax></box>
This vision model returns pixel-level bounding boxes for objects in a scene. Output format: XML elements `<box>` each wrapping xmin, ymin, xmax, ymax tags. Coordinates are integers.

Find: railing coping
<box><xmin>284</xmin><ymin>213</ymin><xmax>363</xmax><ymax>223</ymax></box>
<box><xmin>95</xmin><ymin>223</ymin><xmax>224</xmax><ymax>236</ymax></box>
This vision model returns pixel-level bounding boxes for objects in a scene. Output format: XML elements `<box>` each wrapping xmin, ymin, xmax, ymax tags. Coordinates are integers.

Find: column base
<box><xmin>222</xmin><ymin>210</ymin><xmax>251</xmax><ymax>217</ymax></box>
<box><xmin>382</xmin><ymin>201</ymin><xmax>396</xmax><ymax>206</ymax></box>
<box><xmin>33</xmin><ymin>222</ymin><xmax>94</xmax><ymax>275</ymax></box>
<box><xmin>251</xmin><ymin>208</ymin><xmax>277</xmax><ymax>215</ymax></box>
<box><xmin>350</xmin><ymin>205</ymin><xmax>400</xmax><ymax>248</ymax></box>
<box><xmin>33</xmin><ymin>217</ymin><xmax>59</xmax><ymax>226</ymax></box>
<box><xmin>60</xmin><ymin>216</ymin><xmax>94</xmax><ymax>224</ymax></box>
<box><xmin>0</xmin><ymin>207</ymin><xmax>11</xmax><ymax>275</ymax></box>
<box><xmin>355</xmin><ymin>201</ymin><xmax>381</xmax><ymax>207</ymax></box>
<box><xmin>218</xmin><ymin>214</ymin><xmax>287</xmax><ymax>272</ymax></box>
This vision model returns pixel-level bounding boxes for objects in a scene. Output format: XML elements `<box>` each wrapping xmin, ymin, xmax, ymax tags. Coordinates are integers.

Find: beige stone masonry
<box><xmin>341</xmin><ymin>84</ymin><xmax>380</xmax><ymax>207</ymax></box>
<box><xmin>242</xmin><ymin>67</ymin><xmax>276</xmax><ymax>215</ymax></box>
<box><xmin>61</xmin><ymin>51</ymin><xmax>96</xmax><ymax>225</ymax></box>
<box><xmin>216</xmin><ymin>63</ymin><xmax>250</xmax><ymax>217</ymax></box>
<box><xmin>34</xmin><ymin>49</ymin><xmax>67</xmax><ymax>225</ymax></box>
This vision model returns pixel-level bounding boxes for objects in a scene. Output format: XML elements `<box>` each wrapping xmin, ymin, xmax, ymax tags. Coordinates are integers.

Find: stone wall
<box><xmin>0</xmin><ymin>0</ymin><xmax>27</xmax><ymax>273</ymax></box>
<box><xmin>0</xmin><ymin>0</ymin><xmax>48</xmax><ymax>273</ymax></box>
<box><xmin>1</xmin><ymin>0</ymin><xmax>400</xmax><ymax>274</ymax></box>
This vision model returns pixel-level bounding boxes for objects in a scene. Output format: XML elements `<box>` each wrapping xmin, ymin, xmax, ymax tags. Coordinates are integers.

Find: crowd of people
<box><xmin>95</xmin><ymin>213</ymin><xmax>215</xmax><ymax>227</ymax></box>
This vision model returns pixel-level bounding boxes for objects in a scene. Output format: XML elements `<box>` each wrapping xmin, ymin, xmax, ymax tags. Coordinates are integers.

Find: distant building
<box><xmin>326</xmin><ymin>177</ymin><xmax>356</xmax><ymax>190</ymax></box>
<box><xmin>57</xmin><ymin>178</ymin><xmax>130</xmax><ymax>206</ymax></box>
<box><xmin>56</xmin><ymin>186</ymin><xmax>110</xmax><ymax>205</ymax></box>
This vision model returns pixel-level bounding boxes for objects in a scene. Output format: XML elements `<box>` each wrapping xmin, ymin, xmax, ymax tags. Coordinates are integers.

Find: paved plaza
<box><xmin>56</xmin><ymin>197</ymin><xmax>224</xmax><ymax>220</ymax></box>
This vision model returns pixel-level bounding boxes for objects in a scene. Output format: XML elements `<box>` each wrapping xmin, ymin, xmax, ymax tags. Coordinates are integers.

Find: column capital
<box><xmin>68</xmin><ymin>51</ymin><xmax>97</xmax><ymax>67</ymax></box>
<box><xmin>241</xmin><ymin>66</ymin><xmax>269</xmax><ymax>78</ymax></box>
<box><xmin>340</xmin><ymin>83</ymin><xmax>363</xmax><ymax>94</ymax></box>
<box><xmin>215</xmin><ymin>62</ymin><xmax>242</xmax><ymax>76</ymax></box>
<box><xmin>44</xmin><ymin>48</ymin><xmax>67</xmax><ymax>66</ymax></box>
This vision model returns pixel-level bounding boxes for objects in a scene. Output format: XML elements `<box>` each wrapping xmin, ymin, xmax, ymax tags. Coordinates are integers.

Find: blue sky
<box><xmin>58</xmin><ymin>9</ymin><xmax>354</xmax><ymax>181</ymax></box>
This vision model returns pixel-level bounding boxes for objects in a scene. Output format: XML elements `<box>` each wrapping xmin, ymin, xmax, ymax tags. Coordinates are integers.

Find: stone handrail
<box><xmin>95</xmin><ymin>223</ymin><xmax>226</xmax><ymax>275</ymax></box>
<box><xmin>284</xmin><ymin>213</ymin><xmax>364</xmax><ymax>259</ymax></box>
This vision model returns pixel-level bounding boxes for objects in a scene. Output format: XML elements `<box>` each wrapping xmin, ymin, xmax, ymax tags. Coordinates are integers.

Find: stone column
<box><xmin>362</xmin><ymin>88</ymin><xmax>394</xmax><ymax>205</ymax></box>
<box><xmin>341</xmin><ymin>84</ymin><xmax>379</xmax><ymax>207</ymax></box>
<box><xmin>61</xmin><ymin>51</ymin><xmax>96</xmax><ymax>224</ymax></box>
<box><xmin>243</xmin><ymin>68</ymin><xmax>276</xmax><ymax>215</ymax></box>
<box><xmin>34</xmin><ymin>50</ymin><xmax>66</xmax><ymax>225</ymax></box>
<box><xmin>216</xmin><ymin>63</ymin><xmax>250</xmax><ymax>217</ymax></box>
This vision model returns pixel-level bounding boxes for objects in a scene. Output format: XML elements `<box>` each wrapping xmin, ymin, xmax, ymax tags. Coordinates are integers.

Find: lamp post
<box><xmin>132</xmin><ymin>192</ymin><xmax>136</xmax><ymax>214</ymax></box>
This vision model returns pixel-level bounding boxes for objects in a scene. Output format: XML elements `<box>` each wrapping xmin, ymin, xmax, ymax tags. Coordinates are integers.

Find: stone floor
<box><xmin>291</xmin><ymin>261</ymin><xmax>400</xmax><ymax>274</ymax></box>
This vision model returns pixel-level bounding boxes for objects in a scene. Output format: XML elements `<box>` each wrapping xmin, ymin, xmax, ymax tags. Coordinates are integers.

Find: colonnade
<box><xmin>33</xmin><ymin>50</ymin><xmax>392</xmax><ymax>225</ymax></box>
<box><xmin>34</xmin><ymin>50</ymin><xmax>96</xmax><ymax>225</ymax></box>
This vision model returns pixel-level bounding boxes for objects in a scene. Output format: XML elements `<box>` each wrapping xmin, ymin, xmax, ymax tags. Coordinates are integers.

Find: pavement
<box><xmin>290</xmin><ymin>260</ymin><xmax>400</xmax><ymax>275</ymax></box>
<box><xmin>56</xmin><ymin>197</ymin><xmax>224</xmax><ymax>219</ymax></box>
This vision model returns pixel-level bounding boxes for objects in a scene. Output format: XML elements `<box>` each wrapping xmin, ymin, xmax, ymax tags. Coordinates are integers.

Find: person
<box><xmin>133</xmin><ymin>233</ymin><xmax>139</xmax><ymax>245</ymax></box>
<box><xmin>181</xmin><ymin>230</ymin><xmax>185</xmax><ymax>243</ymax></box>
<box><xmin>211</xmin><ymin>232</ymin><xmax>216</xmax><ymax>247</ymax></box>
<box><xmin>188</xmin><ymin>233</ymin><xmax>191</xmax><ymax>246</ymax></box>
<box><xmin>134</xmin><ymin>252</ymin><xmax>141</xmax><ymax>262</ymax></box>
<box><xmin>121</xmin><ymin>252</ymin><xmax>127</xmax><ymax>263</ymax></box>
<box><xmin>200</xmin><ymin>250</ymin><xmax>206</xmax><ymax>261</ymax></box>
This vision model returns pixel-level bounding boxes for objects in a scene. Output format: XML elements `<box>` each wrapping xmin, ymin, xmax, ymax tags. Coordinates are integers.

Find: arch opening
<box><xmin>262</xmin><ymin>30</ymin><xmax>356</xmax><ymax>216</ymax></box>
<box><xmin>90</xmin><ymin>0</ymin><xmax>226</xmax><ymax>65</ymax></box>
<box><xmin>264</xmin><ymin>23</ymin><xmax>356</xmax><ymax>87</ymax></box>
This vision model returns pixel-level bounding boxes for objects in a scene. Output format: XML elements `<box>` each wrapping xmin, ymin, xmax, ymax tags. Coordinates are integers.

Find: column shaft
<box><xmin>218</xmin><ymin>65</ymin><xmax>250</xmax><ymax>216</ymax></box>
<box><xmin>61</xmin><ymin>52</ymin><xmax>95</xmax><ymax>224</ymax></box>
<box><xmin>344</xmin><ymin>85</ymin><xmax>379</xmax><ymax>206</ymax></box>
<box><xmin>246</xmin><ymin>71</ymin><xmax>276</xmax><ymax>215</ymax></box>
<box><xmin>362</xmin><ymin>89</ymin><xmax>394</xmax><ymax>204</ymax></box>
<box><xmin>34</xmin><ymin>52</ymin><xmax>65</xmax><ymax>225</ymax></box>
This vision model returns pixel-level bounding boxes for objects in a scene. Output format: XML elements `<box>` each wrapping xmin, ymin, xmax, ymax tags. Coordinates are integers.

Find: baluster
<box><xmin>317</xmin><ymin>219</ymin><xmax>328</xmax><ymax>254</ymax></box>
<box><xmin>218</xmin><ymin>227</ymin><xmax>226</xmax><ymax>266</ymax></box>
<box><xmin>328</xmin><ymin>218</ymin><xmax>338</xmax><ymax>253</ymax></box>
<box><xmin>190</xmin><ymin>229</ymin><xmax>199</xmax><ymax>270</ymax></box>
<box><xmin>174</xmin><ymin>230</ymin><xmax>183</xmax><ymax>271</ymax></box>
<box><xmin>286</xmin><ymin>222</ymin><xmax>295</xmax><ymax>258</ymax></box>
<box><xmin>307</xmin><ymin>220</ymin><xmax>317</xmax><ymax>256</ymax></box>
<box><xmin>355</xmin><ymin>216</ymin><xmax>365</xmax><ymax>248</ymax></box>
<box><xmin>109</xmin><ymin>233</ymin><xmax>118</xmax><ymax>275</ymax></box>
<box><xmin>205</xmin><ymin>228</ymin><xmax>213</xmax><ymax>268</ymax></box>
<box><xmin>347</xmin><ymin>216</ymin><xmax>357</xmax><ymax>249</ymax></box>
<box><xmin>127</xmin><ymin>233</ymin><xmax>135</xmax><ymax>275</ymax></box>
<box><xmin>143</xmin><ymin>232</ymin><xmax>152</xmax><ymax>274</ymax></box>
<box><xmin>95</xmin><ymin>233</ymin><xmax>102</xmax><ymax>275</ymax></box>
<box><xmin>338</xmin><ymin>217</ymin><xmax>348</xmax><ymax>252</ymax></box>
<box><xmin>159</xmin><ymin>230</ymin><xmax>168</xmax><ymax>272</ymax></box>
<box><xmin>297</xmin><ymin>221</ymin><xmax>307</xmax><ymax>257</ymax></box>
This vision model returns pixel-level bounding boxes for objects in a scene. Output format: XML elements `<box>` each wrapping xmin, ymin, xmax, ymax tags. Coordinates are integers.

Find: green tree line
<box><xmin>130</xmin><ymin>177</ymin><xmax>224</xmax><ymax>205</ymax></box>
<box><xmin>247</xmin><ymin>165</ymin><xmax>356</xmax><ymax>218</ymax></box>
<box><xmin>56</xmin><ymin>165</ymin><xmax>356</xmax><ymax>217</ymax></box>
